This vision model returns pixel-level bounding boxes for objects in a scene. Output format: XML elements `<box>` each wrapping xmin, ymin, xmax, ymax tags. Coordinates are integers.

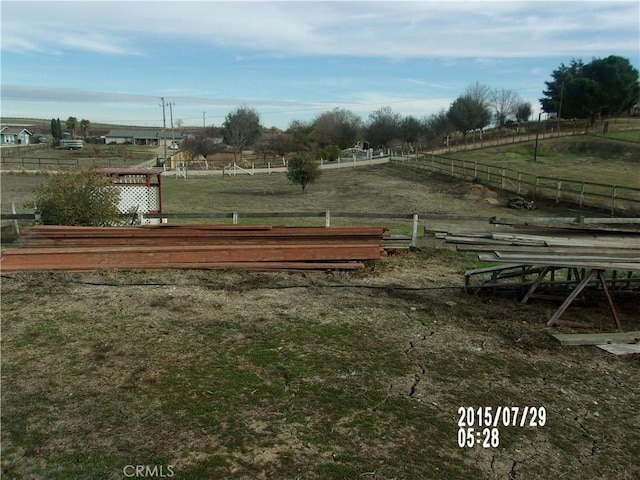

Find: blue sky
<box><xmin>1</xmin><ymin>0</ymin><xmax>639</xmax><ymax>130</ymax></box>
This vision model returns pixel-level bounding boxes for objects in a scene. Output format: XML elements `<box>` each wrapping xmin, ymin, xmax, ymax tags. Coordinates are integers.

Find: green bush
<box><xmin>286</xmin><ymin>155</ymin><xmax>322</xmax><ymax>193</ymax></box>
<box><xmin>26</xmin><ymin>168</ymin><xmax>121</xmax><ymax>226</ymax></box>
<box><xmin>320</xmin><ymin>145</ymin><xmax>342</xmax><ymax>161</ymax></box>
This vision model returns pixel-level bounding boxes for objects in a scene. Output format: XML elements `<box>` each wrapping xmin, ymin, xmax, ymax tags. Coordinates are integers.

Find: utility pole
<box><xmin>557</xmin><ymin>80</ymin><xmax>564</xmax><ymax>135</ymax></box>
<box><xmin>533</xmin><ymin>112</ymin><xmax>542</xmax><ymax>162</ymax></box>
<box><xmin>169</xmin><ymin>102</ymin><xmax>175</xmax><ymax>146</ymax></box>
<box><xmin>160</xmin><ymin>97</ymin><xmax>167</xmax><ymax>163</ymax></box>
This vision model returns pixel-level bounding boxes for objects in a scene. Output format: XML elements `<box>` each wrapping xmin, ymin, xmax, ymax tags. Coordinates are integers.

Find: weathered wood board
<box><xmin>552</xmin><ymin>331</ymin><xmax>640</xmax><ymax>346</ymax></box>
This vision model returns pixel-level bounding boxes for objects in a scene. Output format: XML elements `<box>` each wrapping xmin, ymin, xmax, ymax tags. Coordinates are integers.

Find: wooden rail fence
<box><xmin>391</xmin><ymin>154</ymin><xmax>640</xmax><ymax>216</ymax></box>
<box><xmin>2</xmin><ymin>210</ymin><xmax>496</xmax><ymax>247</ymax></box>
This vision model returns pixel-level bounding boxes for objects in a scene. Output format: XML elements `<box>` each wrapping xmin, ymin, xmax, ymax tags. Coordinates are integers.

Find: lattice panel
<box><xmin>115</xmin><ymin>186</ymin><xmax>160</xmax><ymax>213</ymax></box>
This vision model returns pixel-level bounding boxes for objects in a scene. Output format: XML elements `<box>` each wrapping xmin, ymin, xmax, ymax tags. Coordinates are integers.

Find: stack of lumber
<box><xmin>0</xmin><ymin>224</ymin><xmax>389</xmax><ymax>272</ymax></box>
<box><xmin>438</xmin><ymin>216</ymin><xmax>640</xmax><ymax>264</ymax></box>
<box><xmin>436</xmin><ymin>216</ymin><xmax>640</xmax><ymax>291</ymax></box>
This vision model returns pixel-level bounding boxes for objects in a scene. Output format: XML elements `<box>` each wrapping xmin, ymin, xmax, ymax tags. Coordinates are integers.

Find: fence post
<box><xmin>611</xmin><ymin>186</ymin><xmax>617</xmax><ymax>216</ymax></box>
<box><xmin>534</xmin><ymin>177</ymin><xmax>539</xmax><ymax>199</ymax></box>
<box><xmin>501</xmin><ymin>169</ymin><xmax>506</xmax><ymax>189</ymax></box>
<box><xmin>232</xmin><ymin>212</ymin><xmax>238</xmax><ymax>224</ymax></box>
<box><xmin>579</xmin><ymin>182</ymin><xmax>585</xmax><ymax>209</ymax></box>
<box><xmin>517</xmin><ymin>173</ymin><xmax>522</xmax><ymax>195</ymax></box>
<box><xmin>325</xmin><ymin>209</ymin><xmax>331</xmax><ymax>227</ymax></box>
<box><xmin>555</xmin><ymin>181</ymin><xmax>562</xmax><ymax>205</ymax></box>
<box><xmin>11</xmin><ymin>202</ymin><xmax>20</xmax><ymax>236</ymax></box>
<box><xmin>474</xmin><ymin>161</ymin><xmax>478</xmax><ymax>180</ymax></box>
<box><xmin>411</xmin><ymin>213</ymin><xmax>419</xmax><ymax>248</ymax></box>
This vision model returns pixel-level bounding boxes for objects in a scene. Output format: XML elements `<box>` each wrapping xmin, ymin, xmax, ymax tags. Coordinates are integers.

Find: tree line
<box><xmin>50</xmin><ymin>117</ymin><xmax>92</xmax><ymax>140</ymax></box>
<box><xmin>182</xmin><ymin>55</ymin><xmax>638</xmax><ymax>162</ymax></box>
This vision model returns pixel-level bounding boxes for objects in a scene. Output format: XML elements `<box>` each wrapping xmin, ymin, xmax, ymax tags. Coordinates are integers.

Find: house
<box><xmin>1</xmin><ymin>125</ymin><xmax>33</xmax><ymax>145</ymax></box>
<box><xmin>104</xmin><ymin>129</ymin><xmax>184</xmax><ymax>146</ymax></box>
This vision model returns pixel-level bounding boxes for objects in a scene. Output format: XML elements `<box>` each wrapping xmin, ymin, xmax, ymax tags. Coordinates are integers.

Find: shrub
<box><xmin>26</xmin><ymin>168</ymin><xmax>121</xmax><ymax>226</ymax></box>
<box><xmin>286</xmin><ymin>155</ymin><xmax>322</xmax><ymax>193</ymax></box>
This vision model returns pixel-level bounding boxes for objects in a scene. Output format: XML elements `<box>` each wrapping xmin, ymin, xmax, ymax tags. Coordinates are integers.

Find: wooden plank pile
<box><xmin>0</xmin><ymin>224</ymin><xmax>389</xmax><ymax>272</ymax></box>
<box><xmin>434</xmin><ymin>217</ymin><xmax>640</xmax><ymax>329</ymax></box>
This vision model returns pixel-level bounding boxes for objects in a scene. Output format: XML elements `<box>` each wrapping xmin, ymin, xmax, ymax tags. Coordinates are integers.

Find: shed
<box><xmin>1</xmin><ymin>126</ymin><xmax>33</xmax><ymax>145</ymax></box>
<box><xmin>98</xmin><ymin>167</ymin><xmax>164</xmax><ymax>224</ymax></box>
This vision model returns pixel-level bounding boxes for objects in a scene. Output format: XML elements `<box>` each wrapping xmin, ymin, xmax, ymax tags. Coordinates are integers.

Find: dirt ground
<box><xmin>1</xmin><ymin>165</ymin><xmax>639</xmax><ymax>479</ymax></box>
<box><xmin>2</xmin><ymin>248</ymin><xmax>639</xmax><ymax>479</ymax></box>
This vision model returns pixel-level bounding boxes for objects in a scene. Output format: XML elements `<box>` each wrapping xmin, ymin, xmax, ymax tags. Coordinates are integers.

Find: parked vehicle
<box><xmin>59</xmin><ymin>139</ymin><xmax>84</xmax><ymax>150</ymax></box>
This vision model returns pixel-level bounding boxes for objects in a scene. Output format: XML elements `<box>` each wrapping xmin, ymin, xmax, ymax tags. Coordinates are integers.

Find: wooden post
<box><xmin>501</xmin><ymin>169</ymin><xmax>506</xmax><ymax>189</ymax></box>
<box><xmin>556</xmin><ymin>181</ymin><xmax>562</xmax><ymax>205</ymax></box>
<box><xmin>611</xmin><ymin>186</ymin><xmax>617</xmax><ymax>216</ymax></box>
<box><xmin>232</xmin><ymin>212</ymin><xmax>238</xmax><ymax>224</ymax></box>
<box><xmin>579</xmin><ymin>182</ymin><xmax>585</xmax><ymax>209</ymax></box>
<box><xmin>325</xmin><ymin>209</ymin><xmax>331</xmax><ymax>227</ymax></box>
<box><xmin>517</xmin><ymin>173</ymin><xmax>522</xmax><ymax>195</ymax></box>
<box><xmin>11</xmin><ymin>202</ymin><xmax>20</xmax><ymax>236</ymax></box>
<box><xmin>474</xmin><ymin>161</ymin><xmax>478</xmax><ymax>180</ymax></box>
<box><xmin>411</xmin><ymin>213</ymin><xmax>419</xmax><ymax>248</ymax></box>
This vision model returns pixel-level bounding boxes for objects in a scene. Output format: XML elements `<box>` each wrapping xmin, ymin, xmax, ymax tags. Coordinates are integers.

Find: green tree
<box><xmin>286</xmin><ymin>155</ymin><xmax>322</xmax><ymax>193</ymax></box>
<box><xmin>319</xmin><ymin>145</ymin><xmax>341</xmax><ymax>161</ymax></box>
<box><xmin>79</xmin><ymin>119</ymin><xmax>91</xmax><ymax>140</ymax></box>
<box><xmin>448</xmin><ymin>94</ymin><xmax>491</xmax><ymax>141</ymax></box>
<box><xmin>287</xmin><ymin>120</ymin><xmax>315</xmax><ymax>154</ymax></box>
<box><xmin>50</xmin><ymin>118</ymin><xmax>63</xmax><ymax>140</ymax></box>
<box><xmin>221</xmin><ymin>106</ymin><xmax>262</xmax><ymax>161</ymax></box>
<box><xmin>27</xmin><ymin>168</ymin><xmax>121</xmax><ymax>226</ymax></box>
<box><xmin>66</xmin><ymin>116</ymin><xmax>78</xmax><ymax>138</ymax></box>
<box><xmin>540</xmin><ymin>56</ymin><xmax>640</xmax><ymax>119</ymax></box>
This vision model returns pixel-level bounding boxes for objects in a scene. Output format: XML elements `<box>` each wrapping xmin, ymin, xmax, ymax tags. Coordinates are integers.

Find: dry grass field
<box><xmin>1</xmin><ymin>159</ymin><xmax>639</xmax><ymax>479</ymax></box>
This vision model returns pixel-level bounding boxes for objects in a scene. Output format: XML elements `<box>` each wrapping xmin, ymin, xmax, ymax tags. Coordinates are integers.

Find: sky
<box><xmin>1</xmin><ymin>0</ymin><xmax>639</xmax><ymax>130</ymax></box>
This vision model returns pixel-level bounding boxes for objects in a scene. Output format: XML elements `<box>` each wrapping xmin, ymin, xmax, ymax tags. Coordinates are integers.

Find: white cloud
<box><xmin>2</xmin><ymin>1</ymin><xmax>638</xmax><ymax>59</ymax></box>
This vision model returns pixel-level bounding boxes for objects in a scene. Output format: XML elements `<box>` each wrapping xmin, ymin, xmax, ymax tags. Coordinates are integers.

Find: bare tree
<box><xmin>366</xmin><ymin>106</ymin><xmax>402</xmax><ymax>148</ymax></box>
<box><xmin>464</xmin><ymin>82</ymin><xmax>493</xmax><ymax>106</ymax></box>
<box><xmin>491</xmin><ymin>88</ymin><xmax>520</xmax><ymax>127</ymax></box>
<box><xmin>312</xmin><ymin>108</ymin><xmax>362</xmax><ymax>149</ymax></box>
<box><xmin>424</xmin><ymin>109</ymin><xmax>453</xmax><ymax>145</ymax></box>
<box><xmin>513</xmin><ymin>101</ymin><xmax>533</xmax><ymax>122</ymax></box>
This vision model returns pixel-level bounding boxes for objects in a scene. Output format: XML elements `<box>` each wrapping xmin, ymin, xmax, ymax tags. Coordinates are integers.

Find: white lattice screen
<box><xmin>115</xmin><ymin>185</ymin><xmax>161</xmax><ymax>224</ymax></box>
